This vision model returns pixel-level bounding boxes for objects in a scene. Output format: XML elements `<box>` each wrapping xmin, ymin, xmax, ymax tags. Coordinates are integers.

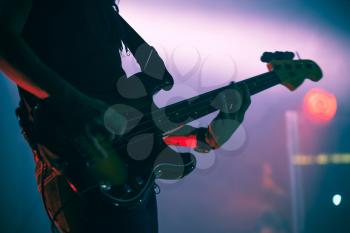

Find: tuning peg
<box><xmin>261</xmin><ymin>51</ymin><xmax>295</xmax><ymax>63</ymax></box>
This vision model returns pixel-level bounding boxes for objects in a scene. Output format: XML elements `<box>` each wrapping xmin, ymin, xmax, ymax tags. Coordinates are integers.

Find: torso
<box><xmin>22</xmin><ymin>0</ymin><xmax>126</xmax><ymax>98</ymax></box>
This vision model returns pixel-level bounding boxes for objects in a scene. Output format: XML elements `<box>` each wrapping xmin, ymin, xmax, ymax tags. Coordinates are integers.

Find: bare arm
<box><xmin>0</xmin><ymin>0</ymin><xmax>86</xmax><ymax>102</ymax></box>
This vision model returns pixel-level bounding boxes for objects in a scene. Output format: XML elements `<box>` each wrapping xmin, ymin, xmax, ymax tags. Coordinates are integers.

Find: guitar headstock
<box><xmin>269</xmin><ymin>59</ymin><xmax>323</xmax><ymax>91</ymax></box>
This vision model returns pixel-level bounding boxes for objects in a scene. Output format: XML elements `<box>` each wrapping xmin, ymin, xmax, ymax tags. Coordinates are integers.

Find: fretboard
<box><xmin>155</xmin><ymin>71</ymin><xmax>281</xmax><ymax>133</ymax></box>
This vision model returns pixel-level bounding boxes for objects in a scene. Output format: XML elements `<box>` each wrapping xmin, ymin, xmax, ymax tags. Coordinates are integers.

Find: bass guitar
<box><xmin>39</xmin><ymin>54</ymin><xmax>323</xmax><ymax>206</ymax></box>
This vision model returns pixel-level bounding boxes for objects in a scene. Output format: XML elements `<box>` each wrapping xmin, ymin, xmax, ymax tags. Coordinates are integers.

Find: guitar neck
<box><xmin>241</xmin><ymin>71</ymin><xmax>281</xmax><ymax>95</ymax></box>
<box><xmin>157</xmin><ymin>71</ymin><xmax>281</xmax><ymax>132</ymax></box>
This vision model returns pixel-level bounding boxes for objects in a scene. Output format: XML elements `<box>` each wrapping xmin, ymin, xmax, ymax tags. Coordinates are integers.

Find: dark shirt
<box><xmin>22</xmin><ymin>0</ymin><xmax>126</xmax><ymax>97</ymax></box>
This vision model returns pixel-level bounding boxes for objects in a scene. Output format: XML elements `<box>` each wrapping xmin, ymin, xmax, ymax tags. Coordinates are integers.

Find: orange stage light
<box><xmin>303</xmin><ymin>88</ymin><xmax>337</xmax><ymax>123</ymax></box>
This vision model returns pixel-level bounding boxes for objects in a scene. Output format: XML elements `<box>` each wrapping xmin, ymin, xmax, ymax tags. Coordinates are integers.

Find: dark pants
<box><xmin>34</xmin><ymin>146</ymin><xmax>159</xmax><ymax>233</ymax></box>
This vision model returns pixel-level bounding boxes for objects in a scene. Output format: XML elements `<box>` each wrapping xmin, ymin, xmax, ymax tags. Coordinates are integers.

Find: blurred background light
<box><xmin>303</xmin><ymin>88</ymin><xmax>337</xmax><ymax>123</ymax></box>
<box><xmin>332</xmin><ymin>194</ymin><xmax>342</xmax><ymax>206</ymax></box>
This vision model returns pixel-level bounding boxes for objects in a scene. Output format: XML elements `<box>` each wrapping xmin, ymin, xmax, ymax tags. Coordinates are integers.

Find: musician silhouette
<box><xmin>0</xmin><ymin>1</ymin><xmax>251</xmax><ymax>232</ymax></box>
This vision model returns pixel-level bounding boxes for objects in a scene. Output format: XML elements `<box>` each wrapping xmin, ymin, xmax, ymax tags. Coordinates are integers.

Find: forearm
<box><xmin>0</xmin><ymin>26</ymin><xmax>82</xmax><ymax>100</ymax></box>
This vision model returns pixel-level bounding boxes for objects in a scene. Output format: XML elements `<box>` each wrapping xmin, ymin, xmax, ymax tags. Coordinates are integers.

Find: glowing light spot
<box><xmin>316</xmin><ymin>154</ymin><xmax>328</xmax><ymax>165</ymax></box>
<box><xmin>332</xmin><ymin>194</ymin><xmax>342</xmax><ymax>206</ymax></box>
<box><xmin>303</xmin><ymin>88</ymin><xmax>337</xmax><ymax>123</ymax></box>
<box><xmin>68</xmin><ymin>182</ymin><xmax>78</xmax><ymax>193</ymax></box>
<box><xmin>163</xmin><ymin>135</ymin><xmax>197</xmax><ymax>148</ymax></box>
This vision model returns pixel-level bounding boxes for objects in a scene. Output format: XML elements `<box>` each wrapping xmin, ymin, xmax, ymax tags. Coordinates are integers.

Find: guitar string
<box><xmin>108</xmin><ymin>73</ymin><xmax>280</xmax><ymax>150</ymax></box>
<box><xmin>110</xmin><ymin>77</ymin><xmax>281</xmax><ymax>152</ymax></box>
<box><xmin>127</xmin><ymin>72</ymin><xmax>278</xmax><ymax>131</ymax></box>
<box><xmin>118</xmin><ymin>72</ymin><xmax>277</xmax><ymax>132</ymax></box>
<box><xmin>131</xmin><ymin>74</ymin><xmax>279</xmax><ymax>138</ymax></box>
<box><xmin>106</xmin><ymin>72</ymin><xmax>278</xmax><ymax>142</ymax></box>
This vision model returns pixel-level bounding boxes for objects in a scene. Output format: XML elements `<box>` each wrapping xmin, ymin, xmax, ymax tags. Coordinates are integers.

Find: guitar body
<box><xmin>92</xmin><ymin>73</ymin><xmax>197</xmax><ymax>204</ymax></box>
<box><xmin>34</xmin><ymin>72</ymin><xmax>196</xmax><ymax>205</ymax></box>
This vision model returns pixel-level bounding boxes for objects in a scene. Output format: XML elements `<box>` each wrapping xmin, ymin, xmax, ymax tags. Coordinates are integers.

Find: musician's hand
<box><xmin>136</xmin><ymin>45</ymin><xmax>174</xmax><ymax>91</ymax></box>
<box><xmin>207</xmin><ymin>83</ymin><xmax>251</xmax><ymax>149</ymax></box>
<box><xmin>40</xmin><ymin>91</ymin><xmax>127</xmax><ymax>159</ymax></box>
